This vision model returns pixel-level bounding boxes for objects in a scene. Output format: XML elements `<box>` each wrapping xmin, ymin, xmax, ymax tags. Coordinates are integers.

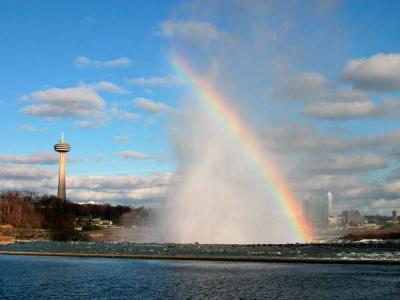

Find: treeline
<box><xmin>0</xmin><ymin>191</ymin><xmax>151</xmax><ymax>230</ymax></box>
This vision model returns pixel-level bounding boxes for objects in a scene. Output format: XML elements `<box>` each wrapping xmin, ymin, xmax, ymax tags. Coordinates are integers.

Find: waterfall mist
<box><xmin>155</xmin><ymin>1</ymin><xmax>342</xmax><ymax>243</ymax></box>
<box><xmin>157</xmin><ymin>101</ymin><xmax>298</xmax><ymax>243</ymax></box>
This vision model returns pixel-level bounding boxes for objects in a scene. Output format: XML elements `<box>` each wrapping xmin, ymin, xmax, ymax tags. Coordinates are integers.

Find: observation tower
<box><xmin>54</xmin><ymin>132</ymin><xmax>71</xmax><ymax>200</ymax></box>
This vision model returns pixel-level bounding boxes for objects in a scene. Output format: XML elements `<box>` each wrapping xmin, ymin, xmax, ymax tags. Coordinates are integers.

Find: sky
<box><xmin>1</xmin><ymin>0</ymin><xmax>400</xmax><ymax>215</ymax></box>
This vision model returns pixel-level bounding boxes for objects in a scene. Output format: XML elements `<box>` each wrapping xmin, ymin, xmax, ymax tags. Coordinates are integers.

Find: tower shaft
<box><xmin>54</xmin><ymin>132</ymin><xmax>71</xmax><ymax>201</ymax></box>
<box><xmin>57</xmin><ymin>152</ymin><xmax>67</xmax><ymax>200</ymax></box>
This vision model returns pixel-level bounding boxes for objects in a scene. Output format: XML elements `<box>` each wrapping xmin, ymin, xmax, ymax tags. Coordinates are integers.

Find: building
<box><xmin>74</xmin><ymin>216</ymin><xmax>116</xmax><ymax>230</ymax></box>
<box><xmin>327</xmin><ymin>191</ymin><xmax>333</xmax><ymax>217</ymax></box>
<box><xmin>393</xmin><ymin>210</ymin><xmax>398</xmax><ymax>220</ymax></box>
<box><xmin>328</xmin><ymin>215</ymin><xmax>338</xmax><ymax>225</ymax></box>
<box><xmin>342</xmin><ymin>210</ymin><xmax>362</xmax><ymax>225</ymax></box>
<box><xmin>54</xmin><ymin>132</ymin><xmax>71</xmax><ymax>200</ymax></box>
<box><xmin>303</xmin><ymin>196</ymin><xmax>329</xmax><ymax>225</ymax></box>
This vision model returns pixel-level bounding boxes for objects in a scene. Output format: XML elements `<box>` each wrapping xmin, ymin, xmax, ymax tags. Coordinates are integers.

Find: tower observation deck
<box><xmin>54</xmin><ymin>132</ymin><xmax>71</xmax><ymax>200</ymax></box>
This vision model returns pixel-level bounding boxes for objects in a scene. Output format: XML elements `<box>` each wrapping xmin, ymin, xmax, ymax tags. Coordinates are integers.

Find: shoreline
<box><xmin>1</xmin><ymin>251</ymin><xmax>400</xmax><ymax>265</ymax></box>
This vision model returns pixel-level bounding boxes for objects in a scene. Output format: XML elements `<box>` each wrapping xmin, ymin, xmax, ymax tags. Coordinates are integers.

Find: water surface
<box><xmin>0</xmin><ymin>255</ymin><xmax>399</xmax><ymax>299</ymax></box>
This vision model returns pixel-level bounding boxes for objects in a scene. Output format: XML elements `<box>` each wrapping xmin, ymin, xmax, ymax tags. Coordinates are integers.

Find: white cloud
<box><xmin>69</xmin><ymin>173</ymin><xmax>171</xmax><ymax>190</ymax></box>
<box><xmin>302</xmin><ymin>97</ymin><xmax>400</xmax><ymax>119</ymax></box>
<box><xmin>116</xmin><ymin>150</ymin><xmax>152</xmax><ymax>160</ymax></box>
<box><xmin>109</xmin><ymin>104</ymin><xmax>139</xmax><ymax>123</ymax></box>
<box><xmin>342</xmin><ymin>53</ymin><xmax>400</xmax><ymax>91</ymax></box>
<box><xmin>89</xmin><ymin>81</ymin><xmax>129</xmax><ymax>94</ymax></box>
<box><xmin>382</xmin><ymin>181</ymin><xmax>400</xmax><ymax>198</ymax></box>
<box><xmin>67</xmin><ymin>173</ymin><xmax>173</xmax><ymax>204</ymax></box>
<box><xmin>0</xmin><ymin>152</ymin><xmax>83</xmax><ymax>164</ymax></box>
<box><xmin>21</xmin><ymin>86</ymin><xmax>105</xmax><ymax>119</ymax></box>
<box><xmin>273</xmin><ymin>72</ymin><xmax>331</xmax><ymax>101</ymax></box>
<box><xmin>381</xmin><ymin>97</ymin><xmax>400</xmax><ymax>117</ymax></box>
<box><xmin>302</xmin><ymin>101</ymin><xmax>379</xmax><ymax>119</ymax></box>
<box><xmin>74</xmin><ymin>56</ymin><xmax>132</xmax><ymax>68</ymax></box>
<box><xmin>0</xmin><ymin>169</ymin><xmax>173</xmax><ymax>204</ymax></box>
<box><xmin>335</xmin><ymin>88</ymin><xmax>369</xmax><ymax>103</ymax></box>
<box><xmin>0</xmin><ymin>152</ymin><xmax>58</xmax><ymax>164</ymax></box>
<box><xmin>113</xmin><ymin>135</ymin><xmax>129</xmax><ymax>144</ymax></box>
<box><xmin>274</xmin><ymin>70</ymin><xmax>400</xmax><ymax>119</ymax></box>
<box><xmin>263</xmin><ymin>124</ymin><xmax>400</xmax><ymax>154</ymax></box>
<box><xmin>74</xmin><ymin>120</ymin><xmax>106</xmax><ymax>128</ymax></box>
<box><xmin>0</xmin><ymin>179</ymin><xmax>54</xmax><ymax>192</ymax></box>
<box><xmin>126</xmin><ymin>75</ymin><xmax>180</xmax><ymax>87</ymax></box>
<box><xmin>299</xmin><ymin>154</ymin><xmax>387</xmax><ymax>175</ymax></box>
<box><xmin>371</xmin><ymin>198</ymin><xmax>400</xmax><ymax>209</ymax></box>
<box><xmin>0</xmin><ymin>164</ymin><xmax>56</xmax><ymax>179</ymax></box>
<box><xmin>158</xmin><ymin>20</ymin><xmax>219</xmax><ymax>43</ymax></box>
<box><xmin>117</xmin><ymin>111</ymin><xmax>139</xmax><ymax>122</ymax></box>
<box><xmin>20</xmin><ymin>83</ymin><xmax>141</xmax><ymax>127</ymax></box>
<box><xmin>133</xmin><ymin>97</ymin><xmax>173</xmax><ymax>114</ymax></box>
<box><xmin>262</xmin><ymin>125</ymin><xmax>352</xmax><ymax>153</ymax></box>
<box><xmin>273</xmin><ymin>71</ymin><xmax>370</xmax><ymax>103</ymax></box>
<box><xmin>298</xmin><ymin>174</ymin><xmax>363</xmax><ymax>193</ymax></box>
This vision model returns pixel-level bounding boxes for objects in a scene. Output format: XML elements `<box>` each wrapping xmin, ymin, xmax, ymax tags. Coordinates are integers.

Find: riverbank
<box><xmin>0</xmin><ymin>225</ymin><xmax>156</xmax><ymax>244</ymax></box>
<box><xmin>0</xmin><ymin>236</ymin><xmax>15</xmax><ymax>245</ymax></box>
<box><xmin>342</xmin><ymin>224</ymin><xmax>400</xmax><ymax>241</ymax></box>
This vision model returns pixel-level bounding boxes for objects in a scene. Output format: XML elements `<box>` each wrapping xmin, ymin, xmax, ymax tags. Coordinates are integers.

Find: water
<box><xmin>1</xmin><ymin>241</ymin><xmax>400</xmax><ymax>260</ymax></box>
<box><xmin>1</xmin><ymin>242</ymin><xmax>400</xmax><ymax>298</ymax></box>
<box><xmin>0</xmin><ymin>255</ymin><xmax>399</xmax><ymax>299</ymax></box>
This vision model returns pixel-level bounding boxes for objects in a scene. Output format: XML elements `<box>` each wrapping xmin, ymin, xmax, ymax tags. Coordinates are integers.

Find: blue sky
<box><xmin>0</xmin><ymin>1</ymin><xmax>179</xmax><ymax>175</ymax></box>
<box><xmin>1</xmin><ymin>1</ymin><xmax>400</xmax><ymax>214</ymax></box>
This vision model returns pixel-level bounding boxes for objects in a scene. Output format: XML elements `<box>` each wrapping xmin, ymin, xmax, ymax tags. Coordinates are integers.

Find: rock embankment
<box><xmin>0</xmin><ymin>235</ymin><xmax>15</xmax><ymax>245</ymax></box>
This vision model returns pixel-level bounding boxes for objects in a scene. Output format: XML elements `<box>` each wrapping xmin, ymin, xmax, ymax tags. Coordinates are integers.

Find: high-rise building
<box><xmin>54</xmin><ymin>132</ymin><xmax>71</xmax><ymax>200</ymax></box>
<box><xmin>303</xmin><ymin>196</ymin><xmax>329</xmax><ymax>225</ymax></box>
<box><xmin>327</xmin><ymin>191</ymin><xmax>333</xmax><ymax>217</ymax></box>
<box><xmin>393</xmin><ymin>210</ymin><xmax>398</xmax><ymax>220</ymax></box>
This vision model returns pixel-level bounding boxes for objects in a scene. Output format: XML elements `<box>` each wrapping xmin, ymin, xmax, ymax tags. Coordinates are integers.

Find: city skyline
<box><xmin>0</xmin><ymin>1</ymin><xmax>400</xmax><ymax>215</ymax></box>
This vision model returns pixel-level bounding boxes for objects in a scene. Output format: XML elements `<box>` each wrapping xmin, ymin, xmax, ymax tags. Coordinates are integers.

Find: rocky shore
<box><xmin>0</xmin><ymin>235</ymin><xmax>15</xmax><ymax>245</ymax></box>
<box><xmin>0</xmin><ymin>226</ymin><xmax>155</xmax><ymax>244</ymax></box>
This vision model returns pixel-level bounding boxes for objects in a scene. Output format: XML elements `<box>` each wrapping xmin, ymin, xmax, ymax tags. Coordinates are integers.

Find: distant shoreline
<box><xmin>1</xmin><ymin>251</ymin><xmax>400</xmax><ymax>265</ymax></box>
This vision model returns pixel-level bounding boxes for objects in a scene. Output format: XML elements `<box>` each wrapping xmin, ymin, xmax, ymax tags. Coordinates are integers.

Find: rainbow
<box><xmin>170</xmin><ymin>54</ymin><xmax>313</xmax><ymax>242</ymax></box>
